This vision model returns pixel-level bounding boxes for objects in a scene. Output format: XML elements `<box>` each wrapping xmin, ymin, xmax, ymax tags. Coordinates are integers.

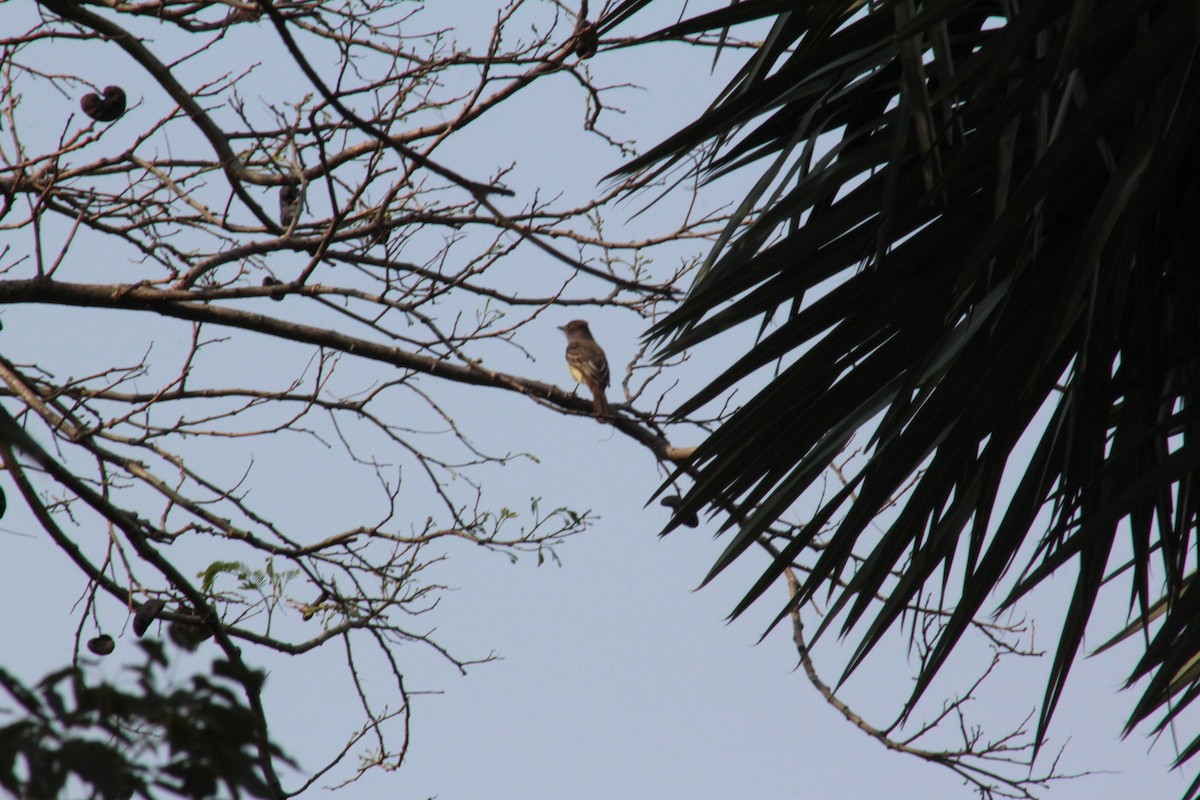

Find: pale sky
<box><xmin>0</xmin><ymin>2</ymin><xmax>1191</xmax><ymax>799</ymax></box>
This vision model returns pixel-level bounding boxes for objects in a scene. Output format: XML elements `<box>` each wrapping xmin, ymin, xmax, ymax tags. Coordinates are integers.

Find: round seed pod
<box><xmin>168</xmin><ymin>620</ymin><xmax>213</xmax><ymax>651</ymax></box>
<box><xmin>133</xmin><ymin>598</ymin><xmax>166</xmax><ymax>637</ymax></box>
<box><xmin>574</xmin><ymin>24</ymin><xmax>599</xmax><ymax>58</ymax></box>
<box><xmin>660</xmin><ymin>495</ymin><xmax>700</xmax><ymax>528</ymax></box>
<box><xmin>279</xmin><ymin>184</ymin><xmax>303</xmax><ymax>227</ymax></box>
<box><xmin>262</xmin><ymin>276</ymin><xmax>286</xmax><ymax>301</ymax></box>
<box><xmin>87</xmin><ymin>634</ymin><xmax>115</xmax><ymax>655</ymax></box>
<box><xmin>80</xmin><ymin>86</ymin><xmax>127</xmax><ymax>122</ymax></box>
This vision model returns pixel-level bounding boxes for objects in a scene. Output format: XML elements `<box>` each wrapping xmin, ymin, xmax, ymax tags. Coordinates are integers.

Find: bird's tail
<box><xmin>590</xmin><ymin>385</ymin><xmax>611</xmax><ymax>421</ymax></box>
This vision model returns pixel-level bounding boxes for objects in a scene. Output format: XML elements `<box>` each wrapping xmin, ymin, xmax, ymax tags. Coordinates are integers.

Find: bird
<box><xmin>279</xmin><ymin>184</ymin><xmax>303</xmax><ymax>228</ymax></box>
<box><xmin>80</xmin><ymin>85</ymin><xmax>126</xmax><ymax>122</ymax></box>
<box><xmin>559</xmin><ymin>320</ymin><xmax>611</xmax><ymax>420</ymax></box>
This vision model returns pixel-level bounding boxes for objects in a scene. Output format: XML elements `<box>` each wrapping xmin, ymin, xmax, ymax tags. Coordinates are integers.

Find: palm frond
<box><xmin>608</xmin><ymin>0</ymin><xmax>1200</xmax><ymax>784</ymax></box>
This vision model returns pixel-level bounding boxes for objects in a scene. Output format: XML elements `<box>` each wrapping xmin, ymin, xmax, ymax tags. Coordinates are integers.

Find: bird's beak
<box><xmin>557</xmin><ymin>325</ymin><xmax>566</xmax><ymax>331</ymax></box>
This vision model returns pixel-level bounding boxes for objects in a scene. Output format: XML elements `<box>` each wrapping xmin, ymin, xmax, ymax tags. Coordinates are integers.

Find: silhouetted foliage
<box><xmin>0</xmin><ymin>642</ymin><xmax>291</xmax><ymax>799</ymax></box>
<box><xmin>607</xmin><ymin>0</ymin><xmax>1200</xmax><ymax>794</ymax></box>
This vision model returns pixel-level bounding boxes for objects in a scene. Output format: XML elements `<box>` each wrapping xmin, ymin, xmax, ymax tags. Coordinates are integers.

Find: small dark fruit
<box><xmin>262</xmin><ymin>276</ymin><xmax>286</xmax><ymax>301</ymax></box>
<box><xmin>133</xmin><ymin>598</ymin><xmax>166</xmax><ymax>637</ymax></box>
<box><xmin>660</xmin><ymin>495</ymin><xmax>700</xmax><ymax>528</ymax></box>
<box><xmin>279</xmin><ymin>184</ymin><xmax>303</xmax><ymax>227</ymax></box>
<box><xmin>168</xmin><ymin>620</ymin><xmax>213</xmax><ymax>651</ymax></box>
<box><xmin>574</xmin><ymin>24</ymin><xmax>599</xmax><ymax>59</ymax></box>
<box><xmin>87</xmin><ymin>634</ymin><xmax>115</xmax><ymax>655</ymax></box>
<box><xmin>80</xmin><ymin>86</ymin><xmax>127</xmax><ymax>122</ymax></box>
<box><xmin>167</xmin><ymin>604</ymin><xmax>213</xmax><ymax>651</ymax></box>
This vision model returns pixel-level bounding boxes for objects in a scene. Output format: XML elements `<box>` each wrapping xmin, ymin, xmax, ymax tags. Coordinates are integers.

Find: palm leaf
<box><xmin>606</xmin><ymin>0</ymin><xmax>1200</xmax><ymax>786</ymax></box>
